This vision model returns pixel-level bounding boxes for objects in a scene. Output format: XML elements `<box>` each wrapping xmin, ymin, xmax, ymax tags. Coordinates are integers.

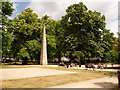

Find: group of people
<box><xmin>97</xmin><ymin>63</ymin><xmax>107</xmax><ymax>69</ymax></box>
<box><xmin>58</xmin><ymin>62</ymin><xmax>78</xmax><ymax>68</ymax></box>
<box><xmin>70</xmin><ymin>63</ymin><xmax>78</xmax><ymax>67</ymax></box>
<box><xmin>85</xmin><ymin>63</ymin><xmax>107</xmax><ymax>69</ymax></box>
<box><xmin>58</xmin><ymin>62</ymin><xmax>107</xmax><ymax>69</ymax></box>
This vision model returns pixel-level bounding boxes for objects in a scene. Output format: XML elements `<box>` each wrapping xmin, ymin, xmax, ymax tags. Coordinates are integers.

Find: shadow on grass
<box><xmin>94</xmin><ymin>82</ymin><xmax>118</xmax><ymax>88</ymax></box>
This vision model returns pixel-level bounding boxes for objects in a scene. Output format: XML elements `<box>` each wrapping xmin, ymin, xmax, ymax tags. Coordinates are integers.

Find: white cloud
<box><xmin>106</xmin><ymin>20</ymin><xmax>118</xmax><ymax>36</ymax></box>
<box><xmin>12</xmin><ymin>3</ymin><xmax>18</xmax><ymax>10</ymax></box>
<box><xmin>83</xmin><ymin>2</ymin><xmax>118</xmax><ymax>21</ymax></box>
<box><xmin>28</xmin><ymin>2</ymin><xmax>68</xmax><ymax>20</ymax></box>
<box><xmin>10</xmin><ymin>0</ymin><xmax>31</xmax><ymax>2</ymax></box>
<box><xmin>82</xmin><ymin>1</ymin><xmax>118</xmax><ymax>37</ymax></box>
<box><xmin>27</xmin><ymin>0</ymin><xmax>118</xmax><ymax>37</ymax></box>
<box><xmin>8</xmin><ymin>16</ymin><xmax>14</xmax><ymax>20</ymax></box>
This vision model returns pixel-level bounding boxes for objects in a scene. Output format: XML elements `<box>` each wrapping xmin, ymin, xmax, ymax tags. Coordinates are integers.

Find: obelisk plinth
<box><xmin>40</xmin><ymin>24</ymin><xmax>48</xmax><ymax>65</ymax></box>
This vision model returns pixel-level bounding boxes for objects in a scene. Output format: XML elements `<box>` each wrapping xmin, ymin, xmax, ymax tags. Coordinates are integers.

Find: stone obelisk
<box><xmin>40</xmin><ymin>24</ymin><xmax>48</xmax><ymax>65</ymax></box>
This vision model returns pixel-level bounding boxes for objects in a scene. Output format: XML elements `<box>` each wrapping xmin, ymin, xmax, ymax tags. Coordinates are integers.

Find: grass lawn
<box><xmin>2</xmin><ymin>65</ymin><xmax>117</xmax><ymax>88</ymax></box>
<box><xmin>1</xmin><ymin>64</ymin><xmax>31</xmax><ymax>69</ymax></box>
<box><xmin>1</xmin><ymin>63</ymin><xmax>59</xmax><ymax>69</ymax></box>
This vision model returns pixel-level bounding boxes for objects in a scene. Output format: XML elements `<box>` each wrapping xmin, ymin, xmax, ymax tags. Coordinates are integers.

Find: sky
<box><xmin>9</xmin><ymin>0</ymin><xmax>119</xmax><ymax>37</ymax></box>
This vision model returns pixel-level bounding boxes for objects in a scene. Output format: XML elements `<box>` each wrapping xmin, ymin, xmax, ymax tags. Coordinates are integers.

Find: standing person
<box><xmin>105</xmin><ymin>64</ymin><xmax>107</xmax><ymax>67</ymax></box>
<box><xmin>66</xmin><ymin>63</ymin><xmax>69</xmax><ymax>68</ymax></box>
<box><xmin>78</xmin><ymin>61</ymin><xmax>81</xmax><ymax>67</ymax></box>
<box><xmin>101</xmin><ymin>64</ymin><xmax>104</xmax><ymax>69</ymax></box>
<box><xmin>85</xmin><ymin>63</ymin><xmax>88</xmax><ymax>70</ymax></box>
<box><xmin>111</xmin><ymin>63</ymin><xmax>113</xmax><ymax>67</ymax></box>
<box><xmin>97</xmin><ymin>63</ymin><xmax>101</xmax><ymax>69</ymax></box>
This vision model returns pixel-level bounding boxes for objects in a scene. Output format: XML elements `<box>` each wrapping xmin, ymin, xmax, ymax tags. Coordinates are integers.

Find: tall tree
<box><xmin>61</xmin><ymin>2</ymin><xmax>113</xmax><ymax>61</ymax></box>
<box><xmin>11</xmin><ymin>8</ymin><xmax>42</xmax><ymax>64</ymax></box>
<box><xmin>1</xmin><ymin>1</ymin><xmax>14</xmax><ymax>57</ymax></box>
<box><xmin>10</xmin><ymin>8</ymin><xmax>58</xmax><ymax>64</ymax></box>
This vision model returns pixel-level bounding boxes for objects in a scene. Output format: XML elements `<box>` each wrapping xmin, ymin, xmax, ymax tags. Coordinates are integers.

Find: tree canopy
<box><xmin>61</xmin><ymin>2</ymin><xmax>115</xmax><ymax>60</ymax></box>
<box><xmin>1</xmin><ymin>1</ymin><xmax>14</xmax><ymax>57</ymax></box>
<box><xmin>2</xmin><ymin>2</ymin><xmax>119</xmax><ymax>64</ymax></box>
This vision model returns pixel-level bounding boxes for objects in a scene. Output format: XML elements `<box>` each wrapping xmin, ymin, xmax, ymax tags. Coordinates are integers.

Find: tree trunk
<box><xmin>14</xmin><ymin>59</ymin><xmax>16</xmax><ymax>65</ymax></box>
<box><xmin>58</xmin><ymin>53</ymin><xmax>61</xmax><ymax>63</ymax></box>
<box><xmin>22</xmin><ymin>57</ymin><xmax>28</xmax><ymax>65</ymax></box>
<box><xmin>69</xmin><ymin>53</ymin><xmax>72</xmax><ymax>63</ymax></box>
<box><xmin>77</xmin><ymin>56</ymin><xmax>81</xmax><ymax>67</ymax></box>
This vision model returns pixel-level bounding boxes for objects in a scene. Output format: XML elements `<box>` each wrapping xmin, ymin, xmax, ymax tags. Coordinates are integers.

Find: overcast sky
<box><xmin>10</xmin><ymin>0</ymin><xmax>119</xmax><ymax>37</ymax></box>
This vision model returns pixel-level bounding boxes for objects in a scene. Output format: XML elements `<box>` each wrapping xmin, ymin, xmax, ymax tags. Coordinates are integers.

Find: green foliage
<box><xmin>2</xmin><ymin>2</ymin><xmax>117</xmax><ymax>64</ymax></box>
<box><xmin>73</xmin><ymin>51</ymin><xmax>84</xmax><ymax>57</ymax></box>
<box><xmin>46</xmin><ymin>19</ymin><xmax>57</xmax><ymax>49</ymax></box>
<box><xmin>1</xmin><ymin>1</ymin><xmax>14</xmax><ymax>57</ymax></box>
<box><xmin>105</xmin><ymin>50</ymin><xmax>119</xmax><ymax>63</ymax></box>
<box><xmin>73</xmin><ymin>51</ymin><xmax>84</xmax><ymax>60</ymax></box>
<box><xmin>2</xmin><ymin>31</ymin><xmax>13</xmax><ymax>56</ymax></box>
<box><xmin>118</xmin><ymin>32</ymin><xmax>120</xmax><ymax>51</ymax></box>
<box><xmin>1</xmin><ymin>2</ymin><xmax>14</xmax><ymax>16</ymax></box>
<box><xmin>61</xmin><ymin>2</ymin><xmax>114</xmax><ymax>61</ymax></box>
<box><xmin>41</xmin><ymin>15</ymin><xmax>50</xmax><ymax>24</ymax></box>
<box><xmin>26</xmin><ymin>40</ymin><xmax>41</xmax><ymax>51</ymax></box>
<box><xmin>10</xmin><ymin>8</ymin><xmax>58</xmax><ymax>61</ymax></box>
<box><xmin>17</xmin><ymin>47</ymin><xmax>30</xmax><ymax>59</ymax></box>
<box><xmin>25</xmin><ymin>40</ymin><xmax>41</xmax><ymax>60</ymax></box>
<box><xmin>13</xmin><ymin>8</ymin><xmax>41</xmax><ymax>35</ymax></box>
<box><xmin>10</xmin><ymin>8</ymin><xmax>42</xmax><ymax>61</ymax></box>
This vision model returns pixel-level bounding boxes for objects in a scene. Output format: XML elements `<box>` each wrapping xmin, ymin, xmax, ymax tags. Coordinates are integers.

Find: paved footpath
<box><xmin>48</xmin><ymin>65</ymin><xmax>119</xmax><ymax>72</ymax></box>
<box><xmin>2</xmin><ymin>68</ymin><xmax>77</xmax><ymax>80</ymax></box>
<box><xmin>49</xmin><ymin>76</ymin><xmax>118</xmax><ymax>88</ymax></box>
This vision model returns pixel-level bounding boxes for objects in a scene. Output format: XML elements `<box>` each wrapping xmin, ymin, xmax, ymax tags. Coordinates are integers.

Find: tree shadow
<box><xmin>94</xmin><ymin>82</ymin><xmax>118</xmax><ymax>88</ymax></box>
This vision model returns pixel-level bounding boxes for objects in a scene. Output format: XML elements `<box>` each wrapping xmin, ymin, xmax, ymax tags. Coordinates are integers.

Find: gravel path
<box><xmin>2</xmin><ymin>68</ymin><xmax>77</xmax><ymax>80</ymax></box>
<box><xmin>49</xmin><ymin>76</ymin><xmax>118</xmax><ymax>88</ymax></box>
